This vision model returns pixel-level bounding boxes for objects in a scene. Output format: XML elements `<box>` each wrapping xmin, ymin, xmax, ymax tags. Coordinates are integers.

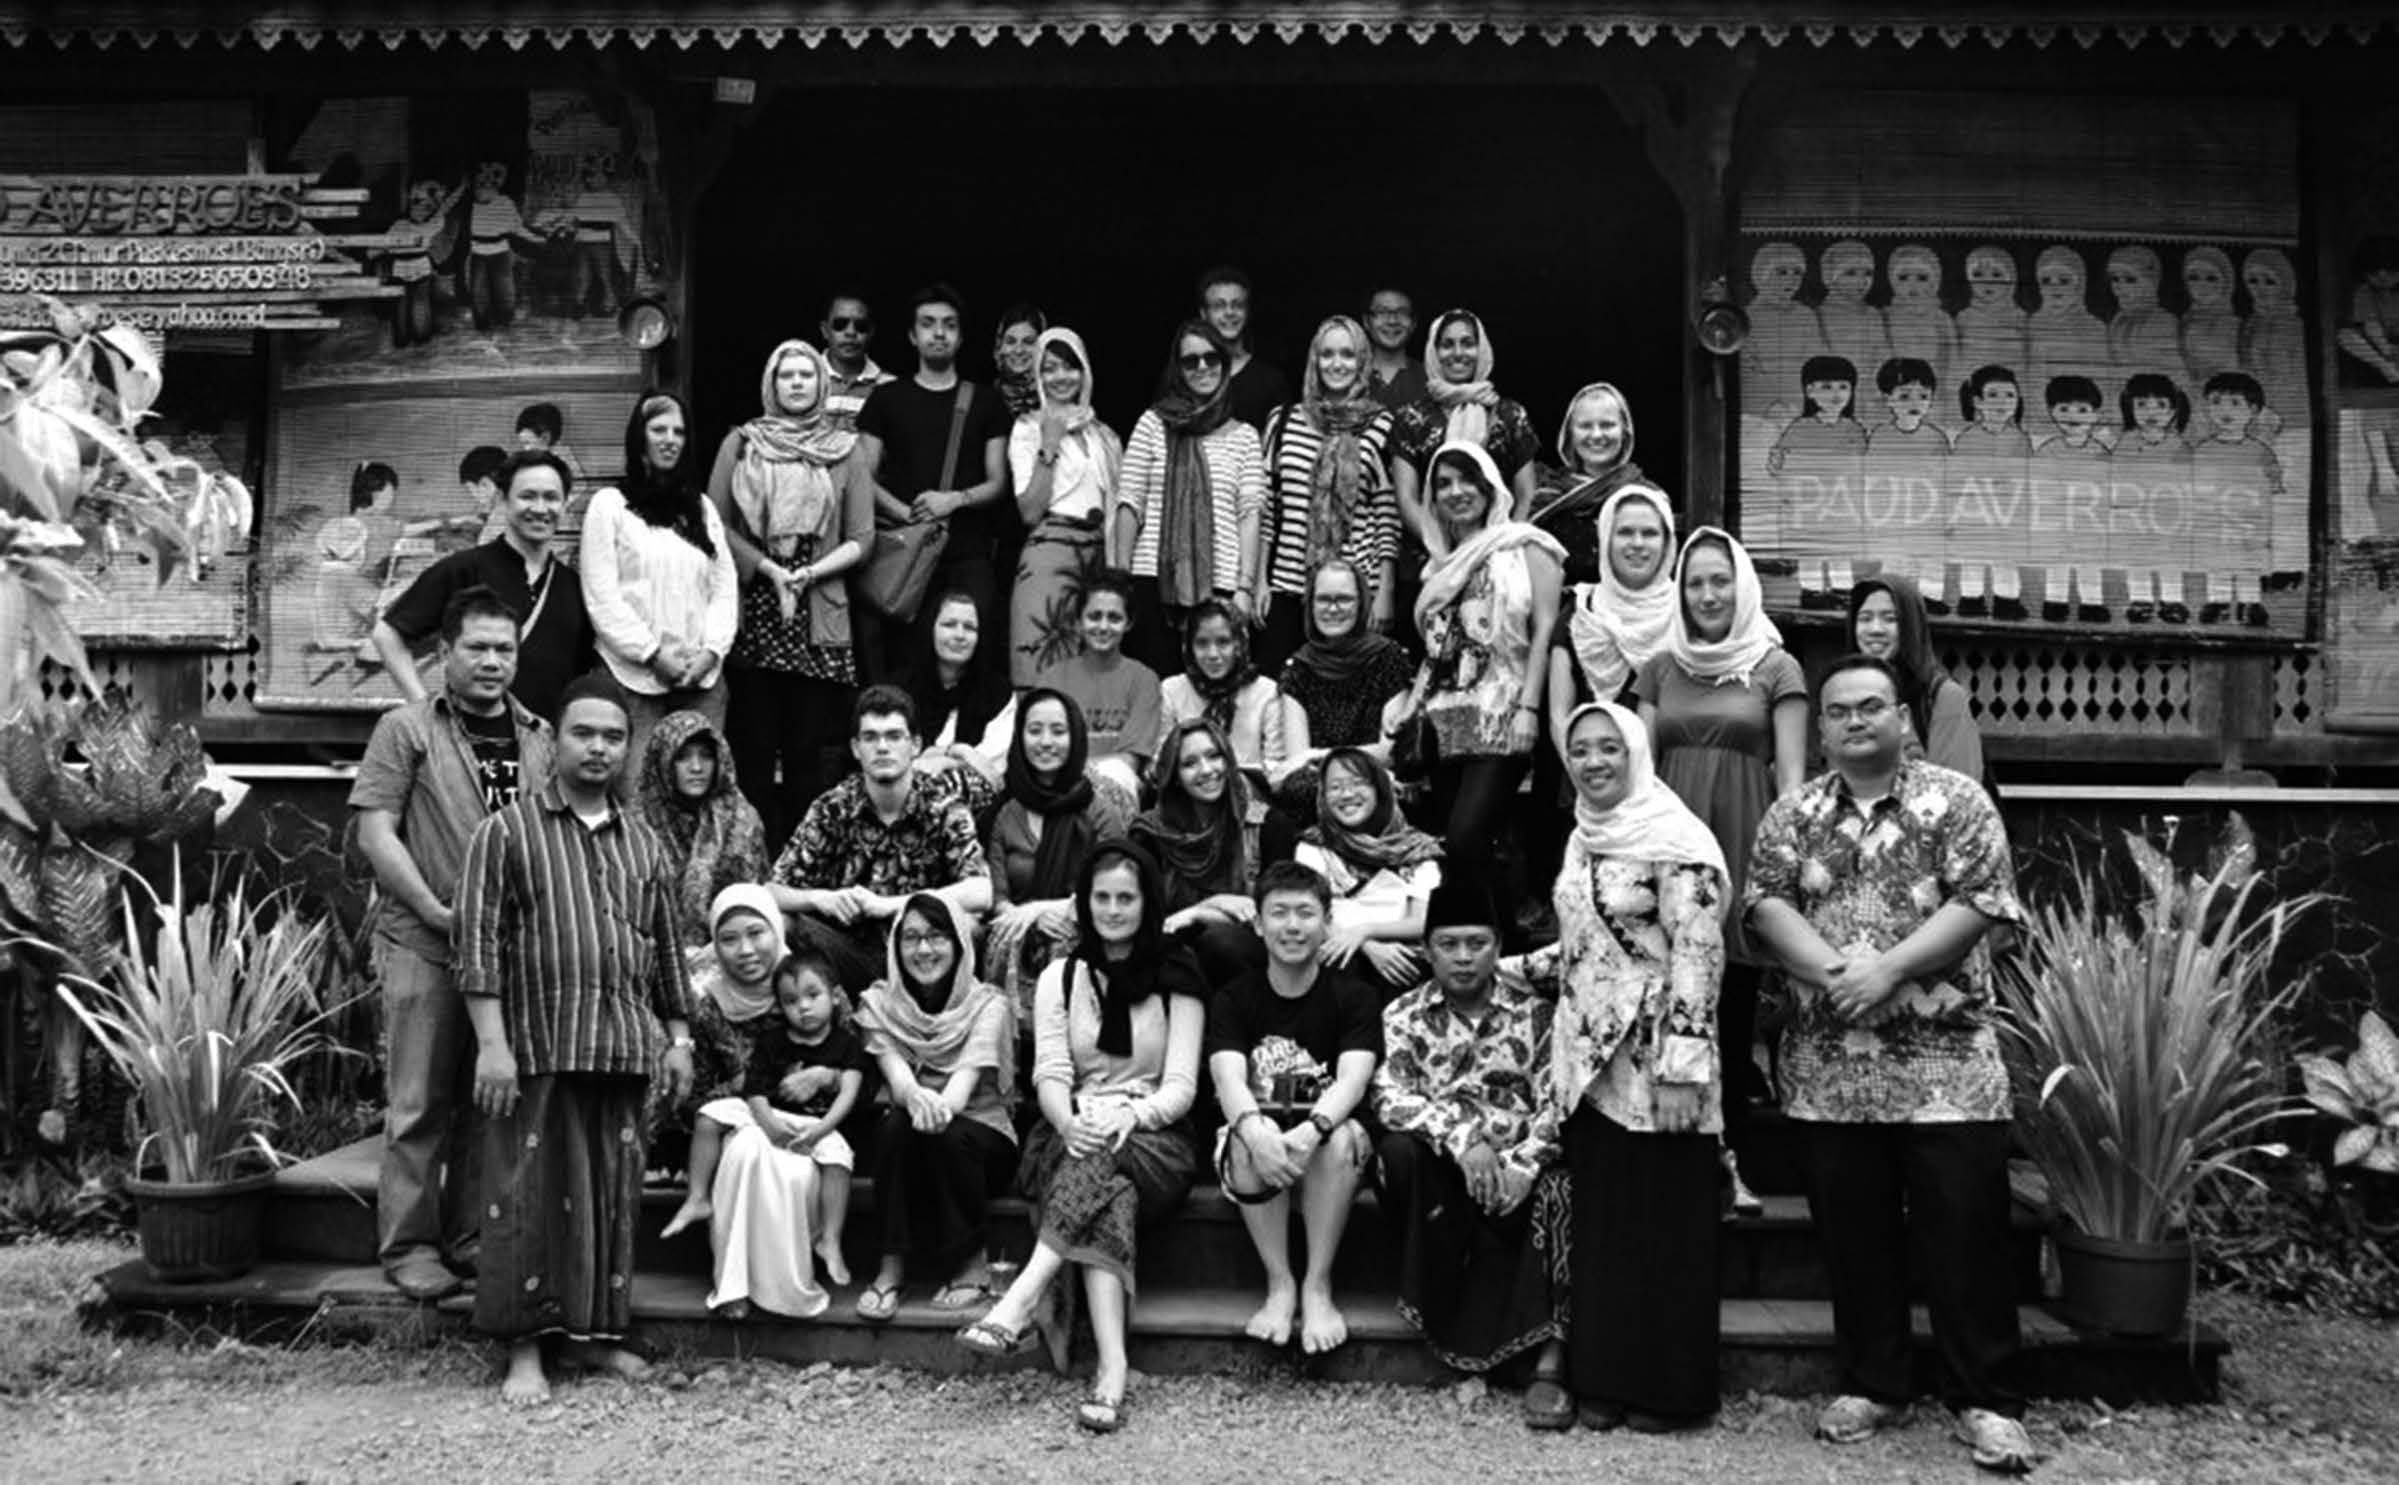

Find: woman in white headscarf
<box><xmin>1398</xmin><ymin>440</ymin><xmax>1563</xmax><ymax>878</ymax></box>
<box><xmin>1386</xmin><ymin>310</ymin><xmax>1542</xmax><ymax>629</ymax></box>
<box><xmin>1527</xmin><ymin>701</ymin><xmax>1728</xmax><ymax>1432</ymax></box>
<box><xmin>1631</xmin><ymin>527</ymin><xmax>1806</xmax><ymax>1208</ymax></box>
<box><xmin>1008</xmin><ymin>327</ymin><xmax>1123</xmax><ymax>686</ymax></box>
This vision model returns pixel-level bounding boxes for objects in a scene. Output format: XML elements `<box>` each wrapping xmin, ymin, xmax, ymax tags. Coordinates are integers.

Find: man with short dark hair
<box><xmin>1208</xmin><ymin>860</ymin><xmax>1383</xmax><ymax>1355</ymax></box>
<box><xmin>1363</xmin><ymin>287</ymin><xmax>1427</xmax><ymax>412</ymax></box>
<box><xmin>1747</xmin><ymin>654</ymin><xmax>2034</xmax><ymax>1474</ymax></box>
<box><xmin>1372</xmin><ymin>881</ymin><xmax>1566</xmax><ymax>1407</ymax></box>
<box><xmin>768</xmin><ymin>684</ymin><xmax>992</xmax><ymax>992</ymax></box>
<box><xmin>374</xmin><ymin>449</ymin><xmax>594</xmax><ymax>723</ymax></box>
<box><xmin>456</xmin><ymin>672</ymin><xmax>692</xmax><ymax>1405</ymax></box>
<box><xmin>1199</xmin><ymin>264</ymin><xmax>1292</xmax><ymax>429</ymax></box>
<box><xmin>352</xmin><ymin>587</ymin><xmax>555</xmax><ymax>1301</ymax></box>
<box><xmin>855</xmin><ymin>283</ymin><xmax>1015</xmax><ymax>682</ymax></box>
<box><xmin>820</xmin><ymin>290</ymin><xmax>894</xmax><ymax>427</ymax></box>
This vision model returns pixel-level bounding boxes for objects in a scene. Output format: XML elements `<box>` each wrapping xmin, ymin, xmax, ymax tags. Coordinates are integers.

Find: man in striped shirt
<box><xmin>457</xmin><ymin>673</ymin><xmax>695</xmax><ymax>1405</ymax></box>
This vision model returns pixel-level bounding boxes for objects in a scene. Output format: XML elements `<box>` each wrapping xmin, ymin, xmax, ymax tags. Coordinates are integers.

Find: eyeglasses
<box><xmin>1821</xmin><ymin>697</ymin><xmax>1895</xmax><ymax>724</ymax></box>
<box><xmin>827</xmin><ymin>316</ymin><xmax>872</xmax><ymax>332</ymax></box>
<box><xmin>899</xmin><ymin>930</ymin><xmax>949</xmax><ymax>950</ymax></box>
<box><xmin>1312</xmin><ymin>593</ymin><xmax>1359</xmax><ymax>608</ymax></box>
<box><xmin>1178</xmin><ymin>351</ymin><xmax>1226</xmax><ymax>372</ymax></box>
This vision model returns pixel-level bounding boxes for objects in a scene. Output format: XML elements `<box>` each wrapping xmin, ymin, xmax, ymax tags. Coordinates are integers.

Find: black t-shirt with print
<box><xmin>1206</xmin><ymin>967</ymin><xmax>1384</xmax><ymax>1115</ymax></box>
<box><xmin>456</xmin><ymin>706</ymin><xmax>522</xmax><ymax>813</ymax></box>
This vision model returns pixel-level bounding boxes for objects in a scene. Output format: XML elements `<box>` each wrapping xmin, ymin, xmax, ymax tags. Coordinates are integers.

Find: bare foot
<box><xmin>816</xmin><ymin>1240</ymin><xmax>853</xmax><ymax>1287</ymax></box>
<box><xmin>1244</xmin><ymin>1279</ymin><xmax>1297</xmax><ymax>1345</ymax></box>
<box><xmin>1299</xmin><ymin>1281</ymin><xmax>1348</xmax><ymax>1355</ymax></box>
<box><xmin>659</xmin><ymin>1197</ymin><xmax>711</xmax><ymax>1239</ymax></box>
<box><xmin>500</xmin><ymin>1341</ymin><xmax>551</xmax><ymax>1406</ymax></box>
<box><xmin>562</xmin><ymin>1341</ymin><xmax>653</xmax><ymax>1381</ymax></box>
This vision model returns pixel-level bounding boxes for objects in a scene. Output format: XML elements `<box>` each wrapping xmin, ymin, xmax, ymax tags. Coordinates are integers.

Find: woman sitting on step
<box><xmin>958</xmin><ymin>840</ymin><xmax>1206</xmax><ymax>1436</ymax></box>
<box><xmin>852</xmin><ymin>894</ymin><xmax>1020</xmax><ymax>1322</ymax></box>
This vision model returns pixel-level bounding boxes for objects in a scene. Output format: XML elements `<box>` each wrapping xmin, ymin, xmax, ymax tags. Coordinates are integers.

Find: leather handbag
<box><xmin>855</xmin><ymin>381</ymin><xmax>971</xmax><ymax>622</ymax></box>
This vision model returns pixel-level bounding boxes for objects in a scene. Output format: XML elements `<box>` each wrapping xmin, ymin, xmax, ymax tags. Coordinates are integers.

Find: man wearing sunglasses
<box><xmin>819</xmin><ymin>290</ymin><xmax>893</xmax><ymax>428</ymax></box>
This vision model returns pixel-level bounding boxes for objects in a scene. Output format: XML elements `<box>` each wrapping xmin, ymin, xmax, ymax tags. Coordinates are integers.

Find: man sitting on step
<box><xmin>1747</xmin><ymin>655</ymin><xmax>2035</xmax><ymax>1475</ymax></box>
<box><xmin>1206</xmin><ymin>861</ymin><xmax>1384</xmax><ymax>1356</ymax></box>
<box><xmin>1371</xmin><ymin>880</ymin><xmax>1569</xmax><ymax>1422</ymax></box>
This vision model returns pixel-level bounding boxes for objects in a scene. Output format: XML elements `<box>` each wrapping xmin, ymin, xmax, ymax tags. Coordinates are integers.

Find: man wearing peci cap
<box><xmin>1371</xmin><ymin>880</ymin><xmax>1569</xmax><ymax>1422</ymax></box>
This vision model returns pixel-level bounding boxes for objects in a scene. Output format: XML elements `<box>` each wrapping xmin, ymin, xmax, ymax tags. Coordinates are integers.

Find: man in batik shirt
<box><xmin>1746</xmin><ymin>654</ymin><xmax>2034</xmax><ymax>1475</ymax></box>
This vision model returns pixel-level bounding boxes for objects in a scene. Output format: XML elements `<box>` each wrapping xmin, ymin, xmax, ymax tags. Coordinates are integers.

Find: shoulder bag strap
<box><xmin>937</xmin><ymin>380</ymin><xmax>976</xmax><ymax>494</ymax></box>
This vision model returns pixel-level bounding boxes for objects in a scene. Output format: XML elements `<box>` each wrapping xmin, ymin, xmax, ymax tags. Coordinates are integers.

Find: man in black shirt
<box><xmin>1201</xmin><ymin>264</ymin><xmax>1293</xmax><ymax>429</ymax></box>
<box><xmin>1207</xmin><ymin>860</ymin><xmax>1385</xmax><ymax>1356</ymax></box>
<box><xmin>855</xmin><ymin>283</ymin><xmax>1014</xmax><ymax>682</ymax></box>
<box><xmin>372</xmin><ymin>450</ymin><xmax>594</xmax><ymax>722</ymax></box>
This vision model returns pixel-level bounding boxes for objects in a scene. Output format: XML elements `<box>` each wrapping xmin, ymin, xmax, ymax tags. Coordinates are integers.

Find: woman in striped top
<box><xmin>1112</xmin><ymin>320</ymin><xmax>1266</xmax><ymax>675</ymax></box>
<box><xmin>1251</xmin><ymin>315</ymin><xmax>1398</xmax><ymax>672</ymax></box>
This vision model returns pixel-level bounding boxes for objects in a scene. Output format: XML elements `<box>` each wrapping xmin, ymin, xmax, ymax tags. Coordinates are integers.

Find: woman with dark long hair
<box><xmin>583</xmin><ymin>389</ymin><xmax>741</xmax><ymax>789</ymax></box>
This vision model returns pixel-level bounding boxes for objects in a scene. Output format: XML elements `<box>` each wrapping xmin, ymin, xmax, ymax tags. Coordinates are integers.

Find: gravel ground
<box><xmin>3</xmin><ymin>1243</ymin><xmax>2395</xmax><ymax>1484</ymax></box>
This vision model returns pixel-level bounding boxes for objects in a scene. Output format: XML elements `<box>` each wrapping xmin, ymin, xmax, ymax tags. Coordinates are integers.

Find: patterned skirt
<box><xmin>1016</xmin><ymin>1116</ymin><xmax>1198</xmax><ymax>1292</ymax></box>
<box><xmin>1010</xmin><ymin>514</ymin><xmax>1103</xmax><ymax>689</ymax></box>
<box><xmin>474</xmin><ymin>1073</ymin><xmax>647</xmax><ymax>1343</ymax></box>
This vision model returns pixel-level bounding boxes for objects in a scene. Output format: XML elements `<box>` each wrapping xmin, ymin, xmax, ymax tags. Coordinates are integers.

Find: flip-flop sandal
<box><xmin>1522</xmin><ymin>1377</ymin><xmax>1574</xmax><ymax>1432</ymax></box>
<box><xmin>854</xmin><ymin>1283</ymin><xmax>901</xmax><ymax>1323</ymax></box>
<box><xmin>930</xmin><ymin>1281</ymin><xmax>994</xmax><ymax>1311</ymax></box>
<box><xmin>1075</xmin><ymin>1391</ymin><xmax>1126</xmax><ymax>1434</ymax></box>
<box><xmin>956</xmin><ymin>1318</ymin><xmax>1037</xmax><ymax>1358</ymax></box>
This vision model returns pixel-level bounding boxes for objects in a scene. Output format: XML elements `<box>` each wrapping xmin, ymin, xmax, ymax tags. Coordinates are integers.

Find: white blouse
<box><xmin>579</xmin><ymin>487</ymin><xmax>740</xmax><ymax>695</ymax></box>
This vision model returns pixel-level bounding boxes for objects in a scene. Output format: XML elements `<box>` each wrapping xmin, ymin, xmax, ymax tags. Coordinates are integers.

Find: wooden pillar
<box><xmin>1600</xmin><ymin>47</ymin><xmax>1757</xmax><ymax>531</ymax></box>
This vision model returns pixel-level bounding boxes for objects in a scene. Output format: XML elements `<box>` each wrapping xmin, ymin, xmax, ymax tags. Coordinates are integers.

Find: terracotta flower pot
<box><xmin>124</xmin><ymin>1169</ymin><xmax>277</xmax><ymax>1284</ymax></box>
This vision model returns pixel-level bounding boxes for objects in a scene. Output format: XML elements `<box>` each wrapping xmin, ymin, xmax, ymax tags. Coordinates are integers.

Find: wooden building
<box><xmin>4</xmin><ymin>1</ymin><xmax>2398</xmax><ymax>790</ymax></box>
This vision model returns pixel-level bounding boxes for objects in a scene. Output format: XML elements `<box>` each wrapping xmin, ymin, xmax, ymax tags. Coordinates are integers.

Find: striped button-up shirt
<box><xmin>455</xmin><ymin>781</ymin><xmax>690</xmax><ymax>1078</ymax></box>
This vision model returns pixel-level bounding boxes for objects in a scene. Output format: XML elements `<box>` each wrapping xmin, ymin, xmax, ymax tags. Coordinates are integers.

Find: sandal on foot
<box><xmin>956</xmin><ymin>1318</ymin><xmax>1037</xmax><ymax>1358</ymax></box>
<box><xmin>1075</xmin><ymin>1391</ymin><xmax>1125</xmax><ymax>1434</ymax></box>
<box><xmin>930</xmin><ymin>1280</ymin><xmax>994</xmax><ymax>1311</ymax></box>
<box><xmin>1522</xmin><ymin>1378</ymin><xmax>1574</xmax><ymax>1432</ymax></box>
<box><xmin>854</xmin><ymin>1283</ymin><xmax>901</xmax><ymax>1323</ymax></box>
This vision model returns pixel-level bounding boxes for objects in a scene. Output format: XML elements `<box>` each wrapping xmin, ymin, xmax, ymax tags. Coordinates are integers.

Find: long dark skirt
<box><xmin>873</xmin><ymin>1108</ymin><xmax>1018</xmax><ymax>1278</ymax></box>
<box><xmin>1567</xmin><ymin>1104</ymin><xmax>1721</xmax><ymax>1419</ymax></box>
<box><xmin>1376</xmin><ymin>1129</ymin><xmax>1568</xmax><ymax>1372</ymax></box>
<box><xmin>1017</xmin><ymin>1117</ymin><xmax>1198</xmax><ymax>1293</ymax></box>
<box><xmin>475</xmin><ymin>1072</ymin><xmax>647</xmax><ymax>1343</ymax></box>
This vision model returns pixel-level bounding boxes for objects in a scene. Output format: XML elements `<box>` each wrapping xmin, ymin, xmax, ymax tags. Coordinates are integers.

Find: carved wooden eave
<box><xmin>0</xmin><ymin>2</ymin><xmax>2388</xmax><ymax>54</ymax></box>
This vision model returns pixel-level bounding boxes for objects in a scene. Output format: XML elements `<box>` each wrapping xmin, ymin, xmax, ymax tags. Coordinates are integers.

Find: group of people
<box><xmin>345</xmin><ymin>270</ymin><xmax>2035</xmax><ymax>1473</ymax></box>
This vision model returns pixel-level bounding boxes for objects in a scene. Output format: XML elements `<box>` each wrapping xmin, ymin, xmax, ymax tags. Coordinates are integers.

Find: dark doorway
<box><xmin>692</xmin><ymin>81</ymin><xmax>1685</xmax><ymax>495</ymax></box>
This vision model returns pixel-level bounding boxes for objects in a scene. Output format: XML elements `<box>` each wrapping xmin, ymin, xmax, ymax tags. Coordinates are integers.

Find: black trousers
<box><xmin>726</xmin><ymin>666</ymin><xmax>854</xmax><ymax>854</ymax></box>
<box><xmin>1425</xmin><ymin>754</ymin><xmax>1530</xmax><ymax>880</ymax></box>
<box><xmin>873</xmin><ymin>1108</ymin><xmax>1017</xmax><ymax>1279</ymax></box>
<box><xmin>1799</xmin><ymin>1119</ymin><xmax>2024</xmax><ymax>1415</ymax></box>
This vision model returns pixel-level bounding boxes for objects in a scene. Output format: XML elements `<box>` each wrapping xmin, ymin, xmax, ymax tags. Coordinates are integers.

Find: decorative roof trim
<box><xmin>0</xmin><ymin>5</ymin><xmax>2387</xmax><ymax>54</ymax></box>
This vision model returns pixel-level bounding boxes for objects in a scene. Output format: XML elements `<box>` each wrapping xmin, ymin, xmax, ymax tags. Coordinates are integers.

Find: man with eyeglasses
<box><xmin>767</xmin><ymin>685</ymin><xmax>992</xmax><ymax>993</ymax></box>
<box><xmin>820</xmin><ymin>291</ymin><xmax>893</xmax><ymax>428</ymax></box>
<box><xmin>1745</xmin><ymin>655</ymin><xmax>2035</xmax><ymax>1475</ymax></box>
<box><xmin>1199</xmin><ymin>264</ymin><xmax>1292</xmax><ymax>429</ymax></box>
<box><xmin>1364</xmin><ymin>288</ymin><xmax>1427</xmax><ymax>413</ymax></box>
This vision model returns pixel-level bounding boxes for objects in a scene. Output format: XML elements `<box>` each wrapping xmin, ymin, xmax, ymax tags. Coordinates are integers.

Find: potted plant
<box><xmin>51</xmin><ymin>859</ymin><xmax>338</xmax><ymax>1282</ymax></box>
<box><xmin>1995</xmin><ymin>818</ymin><xmax>2316</xmax><ymax>1337</ymax></box>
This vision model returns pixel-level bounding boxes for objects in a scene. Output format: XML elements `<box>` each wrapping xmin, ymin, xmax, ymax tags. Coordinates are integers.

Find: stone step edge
<box><xmin>92</xmin><ymin>1258</ymin><xmax>2225</xmax><ymax>1359</ymax></box>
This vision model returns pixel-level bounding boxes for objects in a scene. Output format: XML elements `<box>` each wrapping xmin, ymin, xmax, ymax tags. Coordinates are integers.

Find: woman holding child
<box><xmin>960</xmin><ymin>841</ymin><xmax>1207</xmax><ymax>1435</ymax></box>
<box><xmin>661</xmin><ymin>886</ymin><xmax>869</xmax><ymax>1319</ymax></box>
<box><xmin>855</xmin><ymin>894</ymin><xmax>1021</xmax><ymax>1320</ymax></box>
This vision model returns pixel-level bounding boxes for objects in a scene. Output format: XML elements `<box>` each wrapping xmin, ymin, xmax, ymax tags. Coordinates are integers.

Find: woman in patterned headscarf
<box><xmin>634</xmin><ymin>708</ymin><xmax>769</xmax><ymax>958</ymax></box>
<box><xmin>707</xmin><ymin>338</ymin><xmax>877</xmax><ymax>848</ymax></box>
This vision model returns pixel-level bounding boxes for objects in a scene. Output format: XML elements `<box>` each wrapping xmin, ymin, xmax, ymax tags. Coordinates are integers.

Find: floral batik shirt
<box><xmin>1373</xmin><ymin>976</ymin><xmax>1558</xmax><ymax>1178</ymax></box>
<box><xmin>1744</xmin><ymin>759</ymin><xmax>2024</xmax><ymax>1124</ymax></box>
<box><xmin>1518</xmin><ymin>851</ymin><xmax>1726</xmax><ymax>1135</ymax></box>
<box><xmin>772</xmin><ymin>774</ymin><xmax>989</xmax><ymax>899</ymax></box>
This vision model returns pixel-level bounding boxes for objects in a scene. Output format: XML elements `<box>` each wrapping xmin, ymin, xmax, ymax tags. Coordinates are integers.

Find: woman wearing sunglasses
<box><xmin>1113</xmin><ymin>319</ymin><xmax>1268</xmax><ymax>673</ymax></box>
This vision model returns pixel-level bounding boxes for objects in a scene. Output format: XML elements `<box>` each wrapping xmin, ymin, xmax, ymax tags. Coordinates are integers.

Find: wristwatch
<box><xmin>1307</xmin><ymin>1112</ymin><xmax>1336</xmax><ymax>1139</ymax></box>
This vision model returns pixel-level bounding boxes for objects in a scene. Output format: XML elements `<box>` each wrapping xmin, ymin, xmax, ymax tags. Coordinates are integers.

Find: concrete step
<box><xmin>88</xmin><ymin>1257</ymin><xmax>2225</xmax><ymax>1404</ymax></box>
<box><xmin>271</xmin><ymin>1136</ymin><xmax>2046</xmax><ymax>1301</ymax></box>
